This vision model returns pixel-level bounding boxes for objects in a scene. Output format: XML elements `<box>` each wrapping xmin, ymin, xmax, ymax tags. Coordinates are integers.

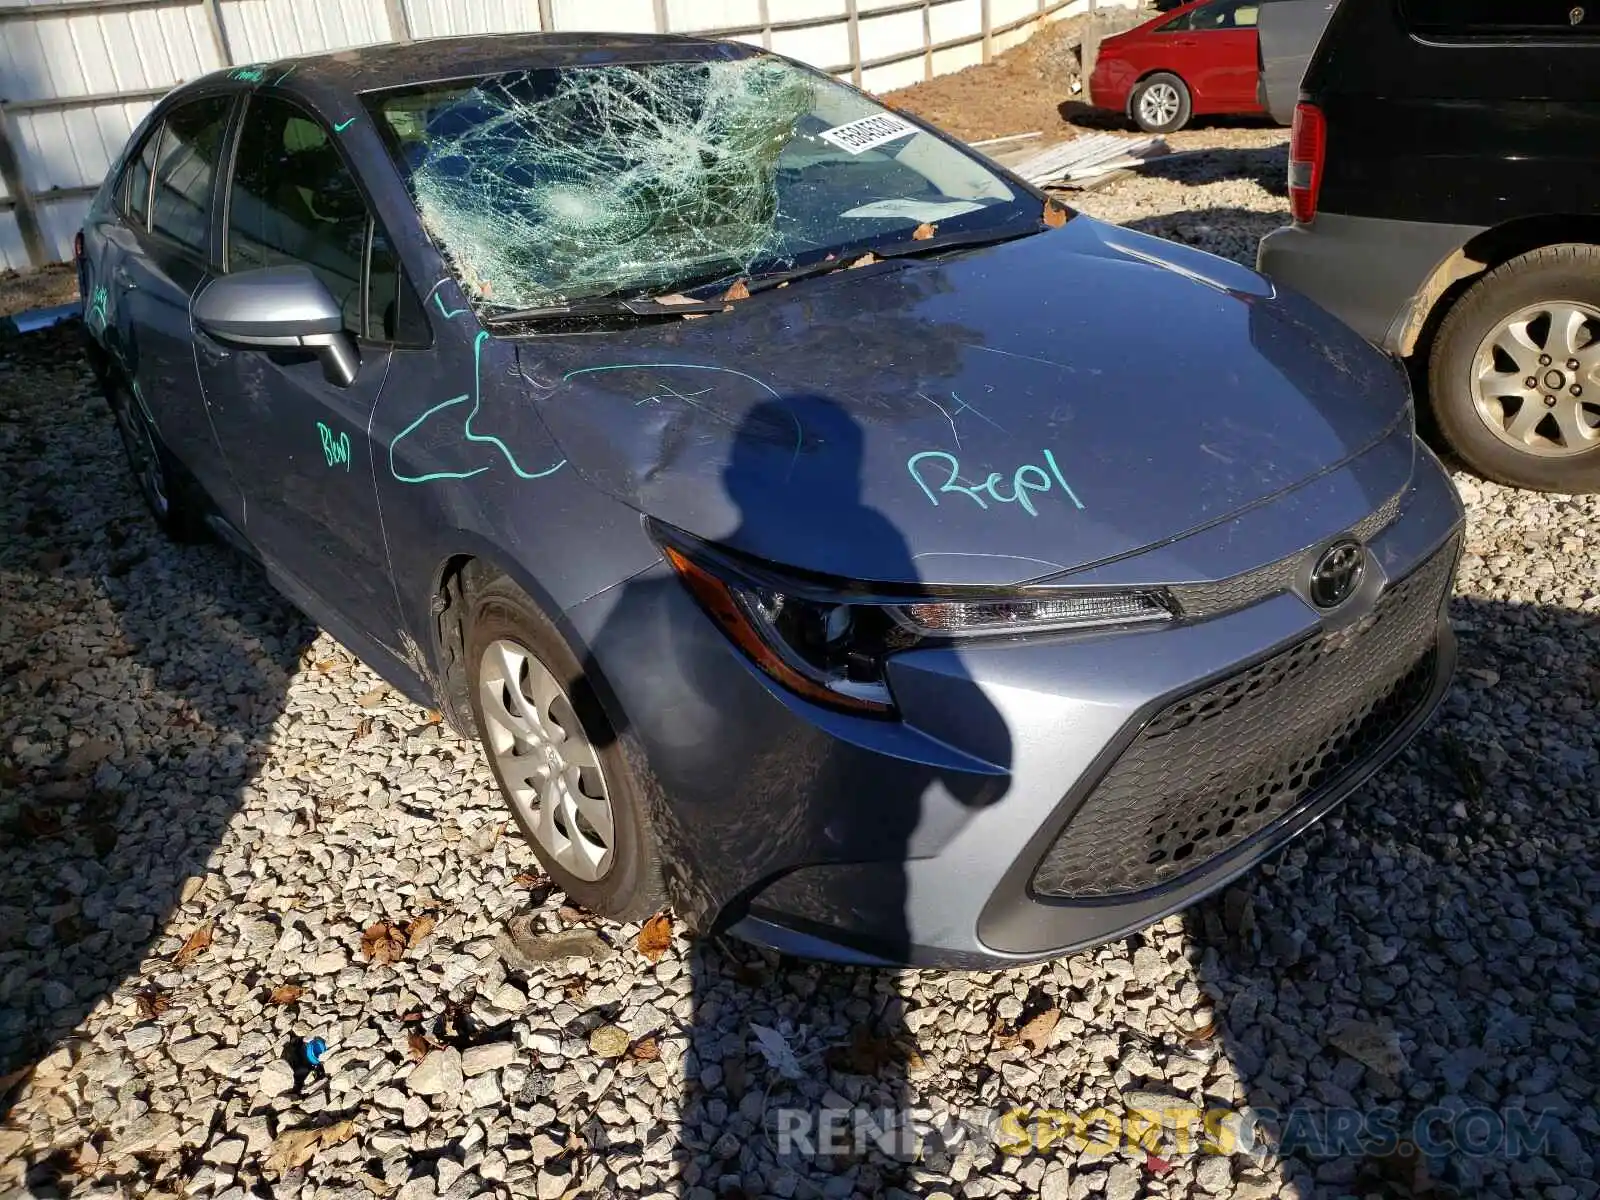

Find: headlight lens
<box><xmin>660</xmin><ymin>532</ymin><xmax>1173</xmax><ymax>716</ymax></box>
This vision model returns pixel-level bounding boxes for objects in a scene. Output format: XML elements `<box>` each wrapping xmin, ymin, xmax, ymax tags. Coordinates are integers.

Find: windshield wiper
<box><xmin>734</xmin><ymin>222</ymin><xmax>1044</xmax><ymax>296</ymax></box>
<box><xmin>482</xmin><ymin>294</ymin><xmax>731</xmax><ymax>325</ymax></box>
<box><xmin>484</xmin><ymin>223</ymin><xmax>1044</xmax><ymax>323</ymax></box>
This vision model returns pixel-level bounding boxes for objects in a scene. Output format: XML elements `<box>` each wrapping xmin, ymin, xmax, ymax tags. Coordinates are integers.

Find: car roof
<box><xmin>210</xmin><ymin>32</ymin><xmax>761</xmax><ymax>99</ymax></box>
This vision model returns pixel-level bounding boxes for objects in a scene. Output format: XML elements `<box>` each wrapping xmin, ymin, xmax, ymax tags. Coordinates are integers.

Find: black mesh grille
<box><xmin>1032</xmin><ymin>535</ymin><xmax>1457</xmax><ymax>900</ymax></box>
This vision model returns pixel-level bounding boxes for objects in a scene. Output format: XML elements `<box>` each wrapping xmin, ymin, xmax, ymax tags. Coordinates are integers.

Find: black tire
<box><xmin>464</xmin><ymin>573</ymin><xmax>664</xmax><ymax>920</ymax></box>
<box><xmin>1428</xmin><ymin>244</ymin><xmax>1600</xmax><ymax>494</ymax></box>
<box><xmin>106</xmin><ymin>376</ymin><xmax>209</xmax><ymax>542</ymax></box>
<box><xmin>1130</xmin><ymin>72</ymin><xmax>1192</xmax><ymax>134</ymax></box>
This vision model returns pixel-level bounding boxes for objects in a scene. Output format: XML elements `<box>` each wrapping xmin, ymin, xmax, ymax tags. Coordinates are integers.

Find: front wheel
<box><xmin>465</xmin><ymin>573</ymin><xmax>664</xmax><ymax>919</ymax></box>
<box><xmin>106</xmin><ymin>377</ymin><xmax>208</xmax><ymax>542</ymax></box>
<box><xmin>1428</xmin><ymin>244</ymin><xmax>1600</xmax><ymax>493</ymax></box>
<box><xmin>1131</xmin><ymin>73</ymin><xmax>1192</xmax><ymax>134</ymax></box>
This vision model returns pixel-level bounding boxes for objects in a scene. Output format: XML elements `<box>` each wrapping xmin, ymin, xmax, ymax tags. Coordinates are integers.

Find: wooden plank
<box><xmin>0</xmin><ymin>111</ymin><xmax>49</xmax><ymax>267</ymax></box>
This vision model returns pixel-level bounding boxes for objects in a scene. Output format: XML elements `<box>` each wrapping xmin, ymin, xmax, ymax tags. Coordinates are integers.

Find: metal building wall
<box><xmin>0</xmin><ymin>0</ymin><xmax>1126</xmax><ymax>269</ymax></box>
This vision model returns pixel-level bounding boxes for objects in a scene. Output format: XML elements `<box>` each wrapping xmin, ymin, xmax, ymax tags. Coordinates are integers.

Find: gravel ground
<box><xmin>2</xmin><ymin>134</ymin><xmax>1598</xmax><ymax>1200</ymax></box>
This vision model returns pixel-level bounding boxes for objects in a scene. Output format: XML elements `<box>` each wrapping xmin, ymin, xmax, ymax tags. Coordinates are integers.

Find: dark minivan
<box><xmin>1258</xmin><ymin>0</ymin><xmax>1600</xmax><ymax>493</ymax></box>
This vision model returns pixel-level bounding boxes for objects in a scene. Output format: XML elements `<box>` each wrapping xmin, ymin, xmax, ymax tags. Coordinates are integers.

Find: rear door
<box><xmin>193</xmin><ymin>92</ymin><xmax>424</xmax><ymax>649</ymax></box>
<box><xmin>112</xmin><ymin>95</ymin><xmax>241</xmax><ymax>515</ymax></box>
<box><xmin>1183</xmin><ymin>0</ymin><xmax>1265</xmax><ymax>109</ymax></box>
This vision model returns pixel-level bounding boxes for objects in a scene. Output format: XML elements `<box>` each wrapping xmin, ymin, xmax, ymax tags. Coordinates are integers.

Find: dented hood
<box><xmin>523</xmin><ymin>216</ymin><xmax>1413</xmax><ymax>587</ymax></box>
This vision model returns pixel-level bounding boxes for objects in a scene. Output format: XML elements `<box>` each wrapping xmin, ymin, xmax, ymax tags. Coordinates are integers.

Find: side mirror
<box><xmin>194</xmin><ymin>264</ymin><xmax>360</xmax><ymax>387</ymax></box>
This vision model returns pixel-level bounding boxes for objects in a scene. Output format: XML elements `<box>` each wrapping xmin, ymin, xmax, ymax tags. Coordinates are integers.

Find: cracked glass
<box><xmin>370</xmin><ymin>56</ymin><xmax>1027</xmax><ymax>313</ymax></box>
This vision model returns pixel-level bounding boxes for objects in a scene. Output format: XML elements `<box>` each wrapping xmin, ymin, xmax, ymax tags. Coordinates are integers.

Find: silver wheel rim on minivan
<box><xmin>1472</xmin><ymin>301</ymin><xmax>1600</xmax><ymax>458</ymax></box>
<box><xmin>478</xmin><ymin>638</ymin><xmax>614</xmax><ymax>881</ymax></box>
<box><xmin>1139</xmin><ymin>82</ymin><xmax>1181</xmax><ymax>128</ymax></box>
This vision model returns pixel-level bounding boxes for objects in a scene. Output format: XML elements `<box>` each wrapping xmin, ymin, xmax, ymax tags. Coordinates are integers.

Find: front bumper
<box><xmin>569</xmin><ymin>432</ymin><xmax>1463</xmax><ymax>968</ymax></box>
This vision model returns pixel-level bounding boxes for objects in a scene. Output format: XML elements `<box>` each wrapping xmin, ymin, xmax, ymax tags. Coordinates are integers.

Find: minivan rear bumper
<box><xmin>1258</xmin><ymin>212</ymin><xmax>1484</xmax><ymax>353</ymax></box>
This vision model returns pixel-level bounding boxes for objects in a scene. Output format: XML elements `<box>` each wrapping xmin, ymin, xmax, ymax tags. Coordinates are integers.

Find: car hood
<box><xmin>521</xmin><ymin>215</ymin><xmax>1413</xmax><ymax>588</ymax></box>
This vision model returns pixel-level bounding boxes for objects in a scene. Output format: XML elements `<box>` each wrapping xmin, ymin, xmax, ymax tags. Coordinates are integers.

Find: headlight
<box><xmin>659</xmin><ymin>529</ymin><xmax>1173</xmax><ymax>716</ymax></box>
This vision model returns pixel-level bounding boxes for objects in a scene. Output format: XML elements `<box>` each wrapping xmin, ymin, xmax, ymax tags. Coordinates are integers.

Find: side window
<box><xmin>150</xmin><ymin>97</ymin><xmax>233</xmax><ymax>255</ymax></box>
<box><xmin>227</xmin><ymin>96</ymin><xmax>369</xmax><ymax>336</ymax></box>
<box><xmin>121</xmin><ymin>128</ymin><xmax>160</xmax><ymax>229</ymax></box>
<box><xmin>368</xmin><ymin>224</ymin><xmax>427</xmax><ymax>345</ymax></box>
<box><xmin>1158</xmin><ymin>9</ymin><xmax>1196</xmax><ymax>31</ymax></box>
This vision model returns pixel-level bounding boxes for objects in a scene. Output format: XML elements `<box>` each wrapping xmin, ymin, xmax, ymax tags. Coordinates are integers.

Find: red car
<box><xmin>1088</xmin><ymin>0</ymin><xmax>1267</xmax><ymax>133</ymax></box>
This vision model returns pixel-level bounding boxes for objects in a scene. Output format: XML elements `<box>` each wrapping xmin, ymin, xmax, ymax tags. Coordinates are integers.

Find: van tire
<box><xmin>1428</xmin><ymin>244</ymin><xmax>1600</xmax><ymax>494</ymax></box>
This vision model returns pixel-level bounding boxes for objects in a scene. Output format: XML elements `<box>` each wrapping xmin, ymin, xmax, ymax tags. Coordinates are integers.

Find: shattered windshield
<box><xmin>370</xmin><ymin>56</ymin><xmax>1028</xmax><ymax>312</ymax></box>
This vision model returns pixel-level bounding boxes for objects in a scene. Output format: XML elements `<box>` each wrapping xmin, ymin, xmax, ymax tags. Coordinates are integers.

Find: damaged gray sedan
<box><xmin>78</xmin><ymin>34</ymin><xmax>1463</xmax><ymax>967</ymax></box>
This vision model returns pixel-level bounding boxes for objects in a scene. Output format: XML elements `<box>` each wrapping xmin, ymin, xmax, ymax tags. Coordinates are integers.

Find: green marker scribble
<box><xmin>86</xmin><ymin>284</ymin><xmax>109</xmax><ymax>332</ymax></box>
<box><xmin>318</xmin><ymin>421</ymin><xmax>351</xmax><ymax>470</ymax></box>
<box><xmin>334</xmin><ymin>117</ymin><xmax>358</xmax><ymax>133</ymax></box>
<box><xmin>230</xmin><ymin>65</ymin><xmax>267</xmax><ymax>83</ymax></box>
<box><xmin>433</xmin><ymin>292</ymin><xmax>468</xmax><ymax>319</ymax></box>
<box><xmin>388</xmin><ymin>331</ymin><xmax>565</xmax><ymax>484</ymax></box>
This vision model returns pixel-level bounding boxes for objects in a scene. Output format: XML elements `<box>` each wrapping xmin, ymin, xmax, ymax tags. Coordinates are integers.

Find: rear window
<box><xmin>1401</xmin><ymin>0</ymin><xmax>1600</xmax><ymax>38</ymax></box>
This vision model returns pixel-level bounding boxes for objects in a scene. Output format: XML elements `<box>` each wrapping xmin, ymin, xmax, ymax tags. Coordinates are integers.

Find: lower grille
<box><xmin>1032</xmin><ymin>535</ymin><xmax>1457</xmax><ymax>900</ymax></box>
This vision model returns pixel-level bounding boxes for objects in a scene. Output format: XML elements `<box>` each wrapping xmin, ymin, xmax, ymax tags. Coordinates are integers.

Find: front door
<box><xmin>193</xmin><ymin>91</ymin><xmax>407</xmax><ymax>650</ymax></box>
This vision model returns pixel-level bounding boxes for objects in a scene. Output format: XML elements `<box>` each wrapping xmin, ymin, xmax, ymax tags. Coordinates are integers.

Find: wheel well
<box><xmin>1404</xmin><ymin>215</ymin><xmax>1600</xmax><ymax>363</ymax></box>
<box><xmin>432</xmin><ymin>554</ymin><xmax>483</xmax><ymax>736</ymax></box>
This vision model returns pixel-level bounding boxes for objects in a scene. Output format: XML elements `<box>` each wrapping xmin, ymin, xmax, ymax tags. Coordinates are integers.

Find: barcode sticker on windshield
<box><xmin>818</xmin><ymin>113</ymin><xmax>918</xmax><ymax>155</ymax></box>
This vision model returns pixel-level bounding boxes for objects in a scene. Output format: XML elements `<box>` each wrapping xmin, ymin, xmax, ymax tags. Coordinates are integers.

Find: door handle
<box><xmin>113</xmin><ymin>266</ymin><xmax>136</xmax><ymax>291</ymax></box>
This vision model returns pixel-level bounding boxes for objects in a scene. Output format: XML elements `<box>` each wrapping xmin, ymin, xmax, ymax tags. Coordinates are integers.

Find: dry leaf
<box><xmin>513</xmin><ymin>871</ymin><xmax>546</xmax><ymax>886</ymax></box>
<box><xmin>722</xmin><ymin>279</ymin><xmax>750</xmax><ymax>301</ymax></box>
<box><xmin>848</xmin><ymin>252</ymin><xmax>878</xmax><ymax>269</ymax></box>
<box><xmin>406</xmin><ymin>1032</ymin><xmax>432</xmax><ymax>1062</ymax></box>
<box><xmin>627</xmin><ymin>1036</ymin><xmax>661</xmax><ymax>1063</ymax></box>
<box><xmin>357</xmin><ymin>1171</ymin><xmax>397</xmax><ymax>1197</ymax></box>
<box><xmin>173</xmin><ymin>923</ymin><xmax>213</xmax><ymax>966</ymax></box>
<box><xmin>1043</xmin><ymin>201</ymin><xmax>1069</xmax><ymax>228</ymax></box>
<box><xmin>135</xmin><ymin>988</ymin><xmax>170</xmax><ymax>1019</ymax></box>
<box><xmin>636</xmin><ymin>913</ymin><xmax>673</xmax><ymax>964</ymax></box>
<box><xmin>425</xmin><ymin>710</ymin><xmax>443</xmax><ymax>724</ymax></box>
<box><xmin>557</xmin><ymin>905</ymin><xmax>587</xmax><ymax>924</ymax></box>
<box><xmin>357</xmin><ymin>684</ymin><xmax>391</xmax><ymax>708</ymax></box>
<box><xmin>911</xmin><ymin>222</ymin><xmax>936</xmax><ymax>240</ymax></box>
<box><xmin>265</xmin><ymin>1118</ymin><xmax>357</xmax><ymax>1178</ymax></box>
<box><xmin>1017</xmin><ymin>1005</ymin><xmax>1060</xmax><ymax>1053</ymax></box>
<box><xmin>267</xmin><ymin>984</ymin><xmax>305</xmax><ymax>1006</ymax></box>
<box><xmin>360</xmin><ymin>921</ymin><xmax>406</xmax><ymax>966</ymax></box>
<box><xmin>314</xmin><ymin>659</ymin><xmax>335</xmax><ymax>673</ymax></box>
<box><xmin>1184</xmin><ymin>1018</ymin><xmax>1217</xmax><ymax>1045</ymax></box>
<box><xmin>405</xmin><ymin>914</ymin><xmax>436</xmax><ymax>948</ymax></box>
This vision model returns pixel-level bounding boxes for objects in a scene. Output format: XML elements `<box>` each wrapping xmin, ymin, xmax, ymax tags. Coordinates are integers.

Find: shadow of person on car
<box><xmin>573</xmin><ymin>394</ymin><xmax>1014</xmax><ymax>1196</ymax></box>
<box><xmin>1182</xmin><ymin>594</ymin><xmax>1599</xmax><ymax>1196</ymax></box>
<box><xmin>0</xmin><ymin>323</ymin><xmax>313</xmax><ymax>1161</ymax></box>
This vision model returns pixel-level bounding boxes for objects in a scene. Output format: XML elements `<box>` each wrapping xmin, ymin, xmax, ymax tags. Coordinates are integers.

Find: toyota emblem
<box><xmin>1309</xmin><ymin>540</ymin><xmax>1364</xmax><ymax>609</ymax></box>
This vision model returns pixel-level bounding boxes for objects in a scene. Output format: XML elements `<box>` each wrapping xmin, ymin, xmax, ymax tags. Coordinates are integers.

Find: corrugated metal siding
<box><xmin>218</xmin><ymin>0</ymin><xmax>392</xmax><ymax>62</ymax></box>
<box><xmin>404</xmin><ymin>0</ymin><xmax>545</xmax><ymax>39</ymax></box>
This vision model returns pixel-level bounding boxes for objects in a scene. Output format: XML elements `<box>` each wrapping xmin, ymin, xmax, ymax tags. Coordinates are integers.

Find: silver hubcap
<box><xmin>1139</xmin><ymin>83</ymin><xmax>1180</xmax><ymax>127</ymax></box>
<box><xmin>479</xmin><ymin>639</ymin><xmax>614</xmax><ymax>881</ymax></box>
<box><xmin>1472</xmin><ymin>301</ymin><xmax>1600</xmax><ymax>458</ymax></box>
<box><xmin>113</xmin><ymin>388</ymin><xmax>169</xmax><ymax>515</ymax></box>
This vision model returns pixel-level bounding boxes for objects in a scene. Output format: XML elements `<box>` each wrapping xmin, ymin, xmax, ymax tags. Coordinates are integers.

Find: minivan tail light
<box><xmin>1288</xmin><ymin>102</ymin><xmax>1325</xmax><ymax>224</ymax></box>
